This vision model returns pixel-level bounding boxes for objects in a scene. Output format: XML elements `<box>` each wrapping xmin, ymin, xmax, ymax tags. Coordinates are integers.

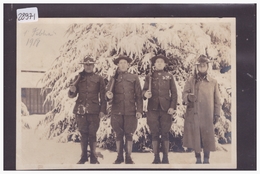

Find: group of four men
<box><xmin>68</xmin><ymin>54</ymin><xmax>221</xmax><ymax>165</ymax></box>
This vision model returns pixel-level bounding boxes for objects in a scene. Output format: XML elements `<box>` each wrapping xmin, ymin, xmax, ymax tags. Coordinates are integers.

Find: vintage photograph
<box><xmin>16</xmin><ymin>18</ymin><xmax>236</xmax><ymax>169</ymax></box>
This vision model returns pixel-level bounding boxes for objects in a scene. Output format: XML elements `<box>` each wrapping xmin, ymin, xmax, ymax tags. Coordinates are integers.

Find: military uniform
<box><xmin>68</xmin><ymin>58</ymin><xmax>107</xmax><ymax>164</ymax></box>
<box><xmin>143</xmin><ymin>55</ymin><xmax>178</xmax><ymax>164</ymax></box>
<box><xmin>182</xmin><ymin>55</ymin><xmax>221</xmax><ymax>164</ymax></box>
<box><xmin>106</xmin><ymin>56</ymin><xmax>143</xmax><ymax>164</ymax></box>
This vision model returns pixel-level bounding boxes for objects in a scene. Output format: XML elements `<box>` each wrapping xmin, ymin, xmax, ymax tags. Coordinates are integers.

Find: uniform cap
<box><xmin>195</xmin><ymin>55</ymin><xmax>211</xmax><ymax>65</ymax></box>
<box><xmin>150</xmin><ymin>55</ymin><xmax>169</xmax><ymax>65</ymax></box>
<box><xmin>79</xmin><ymin>57</ymin><xmax>96</xmax><ymax>65</ymax></box>
<box><xmin>113</xmin><ymin>56</ymin><xmax>132</xmax><ymax>65</ymax></box>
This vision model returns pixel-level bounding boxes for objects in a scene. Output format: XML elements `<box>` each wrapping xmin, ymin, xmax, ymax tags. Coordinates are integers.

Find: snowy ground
<box><xmin>17</xmin><ymin>115</ymin><xmax>236</xmax><ymax>170</ymax></box>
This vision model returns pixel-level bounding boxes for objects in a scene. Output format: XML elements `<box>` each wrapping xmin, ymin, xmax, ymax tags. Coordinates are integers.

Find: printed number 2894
<box><xmin>17</xmin><ymin>13</ymin><xmax>35</xmax><ymax>21</ymax></box>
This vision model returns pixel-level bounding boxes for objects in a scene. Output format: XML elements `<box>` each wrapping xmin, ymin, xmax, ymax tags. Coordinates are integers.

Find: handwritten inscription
<box><xmin>17</xmin><ymin>13</ymin><xmax>36</xmax><ymax>21</ymax></box>
<box><xmin>17</xmin><ymin>7</ymin><xmax>38</xmax><ymax>23</ymax></box>
<box><xmin>31</xmin><ymin>27</ymin><xmax>56</xmax><ymax>37</ymax></box>
<box><xmin>24</xmin><ymin>27</ymin><xmax>57</xmax><ymax>47</ymax></box>
<box><xmin>26</xmin><ymin>38</ymin><xmax>40</xmax><ymax>47</ymax></box>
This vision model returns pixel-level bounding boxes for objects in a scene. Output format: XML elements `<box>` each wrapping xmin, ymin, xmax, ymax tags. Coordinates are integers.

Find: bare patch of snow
<box><xmin>21</xmin><ymin>114</ymin><xmax>47</xmax><ymax>129</ymax></box>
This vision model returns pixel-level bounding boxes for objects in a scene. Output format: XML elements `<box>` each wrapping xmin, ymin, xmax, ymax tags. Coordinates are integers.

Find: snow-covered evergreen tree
<box><xmin>37</xmin><ymin>22</ymin><xmax>232</xmax><ymax>151</ymax></box>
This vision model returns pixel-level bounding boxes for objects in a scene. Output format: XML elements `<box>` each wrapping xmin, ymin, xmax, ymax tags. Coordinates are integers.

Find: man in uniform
<box><xmin>68</xmin><ymin>56</ymin><xmax>107</xmax><ymax>164</ymax></box>
<box><xmin>182</xmin><ymin>55</ymin><xmax>221</xmax><ymax>164</ymax></box>
<box><xmin>143</xmin><ymin>55</ymin><xmax>178</xmax><ymax>164</ymax></box>
<box><xmin>106</xmin><ymin>55</ymin><xmax>143</xmax><ymax>164</ymax></box>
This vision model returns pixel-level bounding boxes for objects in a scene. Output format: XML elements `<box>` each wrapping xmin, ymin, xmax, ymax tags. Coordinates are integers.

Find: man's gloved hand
<box><xmin>106</xmin><ymin>91</ymin><xmax>113</xmax><ymax>100</ymax></box>
<box><xmin>187</xmin><ymin>93</ymin><xmax>196</xmax><ymax>102</ymax></box>
<box><xmin>167</xmin><ymin>108</ymin><xmax>176</xmax><ymax>115</ymax></box>
<box><xmin>213</xmin><ymin>115</ymin><xmax>220</xmax><ymax>124</ymax></box>
<box><xmin>144</xmin><ymin>90</ymin><xmax>152</xmax><ymax>99</ymax></box>
<box><xmin>136</xmin><ymin>112</ymin><xmax>142</xmax><ymax>119</ymax></box>
<box><xmin>70</xmin><ymin>85</ymin><xmax>77</xmax><ymax>93</ymax></box>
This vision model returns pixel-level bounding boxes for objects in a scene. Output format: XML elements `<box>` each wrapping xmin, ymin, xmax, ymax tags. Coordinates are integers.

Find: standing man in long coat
<box><xmin>182</xmin><ymin>54</ymin><xmax>221</xmax><ymax>164</ymax></box>
<box><xmin>68</xmin><ymin>57</ymin><xmax>107</xmax><ymax>164</ymax></box>
<box><xmin>106</xmin><ymin>55</ymin><xmax>143</xmax><ymax>164</ymax></box>
<box><xmin>142</xmin><ymin>55</ymin><xmax>178</xmax><ymax>164</ymax></box>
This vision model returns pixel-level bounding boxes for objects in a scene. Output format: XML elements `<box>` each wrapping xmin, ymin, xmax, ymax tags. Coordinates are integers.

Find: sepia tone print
<box><xmin>17</xmin><ymin>18</ymin><xmax>236</xmax><ymax>169</ymax></box>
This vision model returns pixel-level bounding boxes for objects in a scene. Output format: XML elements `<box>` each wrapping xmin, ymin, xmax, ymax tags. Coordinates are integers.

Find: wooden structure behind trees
<box><xmin>21</xmin><ymin>70</ymin><xmax>53</xmax><ymax>115</ymax></box>
<box><xmin>21</xmin><ymin>88</ymin><xmax>53</xmax><ymax>114</ymax></box>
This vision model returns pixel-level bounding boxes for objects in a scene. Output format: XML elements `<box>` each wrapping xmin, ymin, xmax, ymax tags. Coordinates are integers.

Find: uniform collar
<box><xmin>118</xmin><ymin>70</ymin><xmax>128</xmax><ymax>74</ymax></box>
<box><xmin>85</xmin><ymin>72</ymin><xmax>94</xmax><ymax>76</ymax></box>
<box><xmin>206</xmin><ymin>75</ymin><xmax>212</xmax><ymax>82</ymax></box>
<box><xmin>80</xmin><ymin>71</ymin><xmax>94</xmax><ymax>76</ymax></box>
<box><xmin>153</xmin><ymin>70</ymin><xmax>164</xmax><ymax>75</ymax></box>
<box><xmin>194</xmin><ymin>74</ymin><xmax>211</xmax><ymax>82</ymax></box>
<box><xmin>154</xmin><ymin>70</ymin><xmax>164</xmax><ymax>73</ymax></box>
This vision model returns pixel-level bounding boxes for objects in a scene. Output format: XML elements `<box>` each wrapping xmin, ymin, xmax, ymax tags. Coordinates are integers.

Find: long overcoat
<box><xmin>182</xmin><ymin>75</ymin><xmax>221</xmax><ymax>152</ymax></box>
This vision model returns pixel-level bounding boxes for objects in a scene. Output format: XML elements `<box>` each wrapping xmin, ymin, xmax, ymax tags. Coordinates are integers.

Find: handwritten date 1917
<box><xmin>26</xmin><ymin>38</ymin><xmax>40</xmax><ymax>47</ymax></box>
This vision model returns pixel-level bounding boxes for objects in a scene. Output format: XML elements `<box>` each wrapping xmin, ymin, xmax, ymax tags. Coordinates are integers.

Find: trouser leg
<box><xmin>160</xmin><ymin>109</ymin><xmax>172</xmax><ymax>164</ymax></box>
<box><xmin>77</xmin><ymin>132</ymin><xmax>89</xmax><ymax>164</ymax></box>
<box><xmin>161</xmin><ymin>140</ymin><xmax>169</xmax><ymax>164</ymax></box>
<box><xmin>88</xmin><ymin>114</ymin><xmax>100</xmax><ymax>164</ymax></box>
<box><xmin>89</xmin><ymin>140</ymin><xmax>99</xmax><ymax>164</ymax></box>
<box><xmin>124</xmin><ymin>115</ymin><xmax>138</xmax><ymax>164</ymax></box>
<box><xmin>195</xmin><ymin>152</ymin><xmax>202</xmax><ymax>164</ymax></box>
<box><xmin>111</xmin><ymin>115</ymin><xmax>125</xmax><ymax>164</ymax></box>
<box><xmin>113</xmin><ymin>139</ymin><xmax>124</xmax><ymax>164</ymax></box>
<box><xmin>76</xmin><ymin>114</ymin><xmax>89</xmax><ymax>164</ymax></box>
<box><xmin>203</xmin><ymin>150</ymin><xmax>210</xmax><ymax>164</ymax></box>
<box><xmin>125</xmin><ymin>140</ymin><xmax>134</xmax><ymax>164</ymax></box>
<box><xmin>152</xmin><ymin>140</ymin><xmax>161</xmax><ymax>164</ymax></box>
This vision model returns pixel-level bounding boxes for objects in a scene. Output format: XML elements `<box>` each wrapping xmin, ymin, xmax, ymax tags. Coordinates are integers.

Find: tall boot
<box><xmin>113</xmin><ymin>140</ymin><xmax>124</xmax><ymax>164</ymax></box>
<box><xmin>90</xmin><ymin>141</ymin><xmax>99</xmax><ymax>164</ymax></box>
<box><xmin>203</xmin><ymin>151</ymin><xmax>210</xmax><ymax>164</ymax></box>
<box><xmin>77</xmin><ymin>134</ymin><xmax>88</xmax><ymax>164</ymax></box>
<box><xmin>152</xmin><ymin>141</ymin><xmax>161</xmax><ymax>164</ymax></box>
<box><xmin>195</xmin><ymin>152</ymin><xmax>202</xmax><ymax>164</ymax></box>
<box><xmin>161</xmin><ymin>141</ymin><xmax>169</xmax><ymax>164</ymax></box>
<box><xmin>125</xmin><ymin>141</ymin><xmax>134</xmax><ymax>164</ymax></box>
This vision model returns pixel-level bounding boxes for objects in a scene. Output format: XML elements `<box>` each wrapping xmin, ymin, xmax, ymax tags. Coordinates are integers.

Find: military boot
<box><xmin>113</xmin><ymin>140</ymin><xmax>124</xmax><ymax>164</ymax></box>
<box><xmin>125</xmin><ymin>141</ymin><xmax>134</xmax><ymax>164</ymax></box>
<box><xmin>152</xmin><ymin>141</ymin><xmax>161</xmax><ymax>164</ymax></box>
<box><xmin>203</xmin><ymin>151</ymin><xmax>210</xmax><ymax>164</ymax></box>
<box><xmin>77</xmin><ymin>134</ymin><xmax>88</xmax><ymax>164</ymax></box>
<box><xmin>161</xmin><ymin>141</ymin><xmax>169</xmax><ymax>164</ymax></box>
<box><xmin>90</xmin><ymin>141</ymin><xmax>99</xmax><ymax>164</ymax></box>
<box><xmin>195</xmin><ymin>152</ymin><xmax>202</xmax><ymax>164</ymax></box>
